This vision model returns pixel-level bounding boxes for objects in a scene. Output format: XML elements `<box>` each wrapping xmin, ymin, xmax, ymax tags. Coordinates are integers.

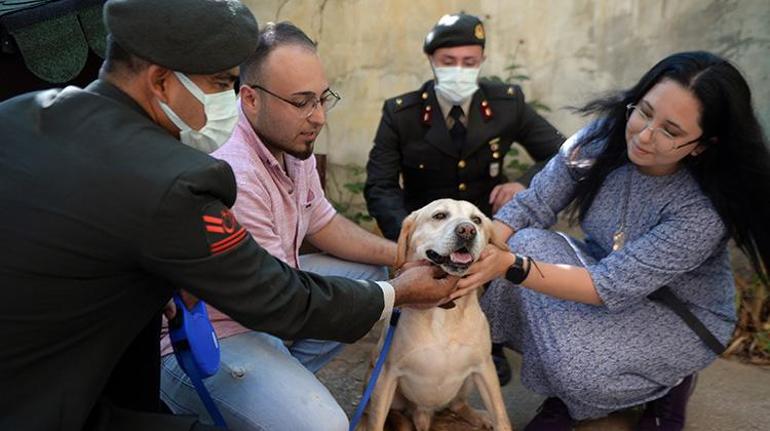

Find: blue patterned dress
<box><xmin>481</xmin><ymin>129</ymin><xmax>737</xmax><ymax>419</ymax></box>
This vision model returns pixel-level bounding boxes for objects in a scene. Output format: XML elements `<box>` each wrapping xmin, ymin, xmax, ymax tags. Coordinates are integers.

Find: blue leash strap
<box><xmin>174</xmin><ymin>346</ymin><xmax>228</xmax><ymax>428</ymax></box>
<box><xmin>348</xmin><ymin>309</ymin><xmax>401</xmax><ymax>431</ymax></box>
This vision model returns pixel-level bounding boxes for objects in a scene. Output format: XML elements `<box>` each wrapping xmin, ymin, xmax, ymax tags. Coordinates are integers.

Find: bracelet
<box><xmin>525</xmin><ymin>256</ymin><xmax>545</xmax><ymax>279</ymax></box>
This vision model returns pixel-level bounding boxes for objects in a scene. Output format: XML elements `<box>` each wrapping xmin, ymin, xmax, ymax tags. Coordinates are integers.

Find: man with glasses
<box><xmin>159</xmin><ymin>22</ymin><xmax>398</xmax><ymax>431</ymax></box>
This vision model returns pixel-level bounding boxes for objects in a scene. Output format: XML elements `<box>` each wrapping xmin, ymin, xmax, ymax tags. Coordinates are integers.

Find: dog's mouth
<box><xmin>426</xmin><ymin>246</ymin><xmax>475</xmax><ymax>273</ymax></box>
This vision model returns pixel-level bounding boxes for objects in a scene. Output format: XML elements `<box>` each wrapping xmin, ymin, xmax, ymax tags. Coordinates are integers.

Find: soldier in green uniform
<box><xmin>0</xmin><ymin>1</ymin><xmax>461</xmax><ymax>430</ymax></box>
<box><xmin>364</xmin><ymin>12</ymin><xmax>565</xmax><ymax>385</ymax></box>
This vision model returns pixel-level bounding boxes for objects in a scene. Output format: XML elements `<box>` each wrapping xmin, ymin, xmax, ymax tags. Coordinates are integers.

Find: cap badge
<box><xmin>474</xmin><ymin>23</ymin><xmax>485</xmax><ymax>40</ymax></box>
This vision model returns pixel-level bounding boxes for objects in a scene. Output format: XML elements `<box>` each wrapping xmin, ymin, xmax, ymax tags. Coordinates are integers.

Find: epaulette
<box><xmin>480</xmin><ymin>80</ymin><xmax>521</xmax><ymax>100</ymax></box>
<box><xmin>388</xmin><ymin>90</ymin><xmax>423</xmax><ymax>113</ymax></box>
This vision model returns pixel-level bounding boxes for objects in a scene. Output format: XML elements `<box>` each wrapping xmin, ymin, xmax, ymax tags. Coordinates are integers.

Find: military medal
<box><xmin>489</xmin><ymin>162</ymin><xmax>500</xmax><ymax>178</ymax></box>
<box><xmin>422</xmin><ymin>105</ymin><xmax>432</xmax><ymax>125</ymax></box>
<box><xmin>481</xmin><ymin>100</ymin><xmax>493</xmax><ymax>121</ymax></box>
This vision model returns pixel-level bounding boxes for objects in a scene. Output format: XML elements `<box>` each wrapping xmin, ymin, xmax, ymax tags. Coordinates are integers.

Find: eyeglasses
<box><xmin>626</xmin><ymin>104</ymin><xmax>701</xmax><ymax>152</ymax></box>
<box><xmin>249</xmin><ymin>84</ymin><xmax>340</xmax><ymax>118</ymax></box>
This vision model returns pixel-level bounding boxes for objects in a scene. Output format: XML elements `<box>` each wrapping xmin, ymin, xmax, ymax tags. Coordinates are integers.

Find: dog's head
<box><xmin>395</xmin><ymin>199</ymin><xmax>508</xmax><ymax>276</ymax></box>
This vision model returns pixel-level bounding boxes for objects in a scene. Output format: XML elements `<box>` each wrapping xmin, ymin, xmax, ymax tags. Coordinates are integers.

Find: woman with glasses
<box><xmin>453</xmin><ymin>51</ymin><xmax>770</xmax><ymax>430</ymax></box>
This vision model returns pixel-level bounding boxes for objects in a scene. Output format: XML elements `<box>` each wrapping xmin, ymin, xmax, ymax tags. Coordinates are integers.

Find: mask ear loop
<box><xmin>157</xmin><ymin>72</ymin><xmax>204</xmax><ymax>133</ymax></box>
<box><xmin>174</xmin><ymin>72</ymin><xmax>207</xmax><ymax>104</ymax></box>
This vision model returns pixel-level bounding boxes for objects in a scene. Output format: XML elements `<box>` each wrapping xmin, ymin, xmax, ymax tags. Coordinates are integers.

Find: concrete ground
<box><xmin>317</xmin><ymin>321</ymin><xmax>770</xmax><ymax>430</ymax></box>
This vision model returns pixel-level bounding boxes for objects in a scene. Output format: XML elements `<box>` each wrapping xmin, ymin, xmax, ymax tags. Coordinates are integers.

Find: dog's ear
<box><xmin>394</xmin><ymin>211</ymin><xmax>417</xmax><ymax>269</ymax></box>
<box><xmin>483</xmin><ymin>216</ymin><xmax>509</xmax><ymax>251</ymax></box>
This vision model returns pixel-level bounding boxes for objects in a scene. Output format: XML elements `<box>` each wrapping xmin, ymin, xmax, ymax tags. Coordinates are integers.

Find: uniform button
<box><xmin>425</xmin><ymin>105</ymin><xmax>432</xmax><ymax>111</ymax></box>
<box><xmin>458</xmin><ymin>183</ymin><xmax>467</xmax><ymax>191</ymax></box>
<box><xmin>492</xmin><ymin>151</ymin><xmax>500</xmax><ymax>159</ymax></box>
<box><xmin>396</xmin><ymin>98</ymin><xmax>403</xmax><ymax>106</ymax></box>
<box><xmin>419</xmin><ymin>163</ymin><xmax>425</xmax><ymax>169</ymax></box>
<box><xmin>421</xmin><ymin>92</ymin><xmax>429</xmax><ymax>100</ymax></box>
<box><xmin>457</xmin><ymin>160</ymin><xmax>466</xmax><ymax>169</ymax></box>
<box><xmin>481</xmin><ymin>100</ymin><xmax>489</xmax><ymax>107</ymax></box>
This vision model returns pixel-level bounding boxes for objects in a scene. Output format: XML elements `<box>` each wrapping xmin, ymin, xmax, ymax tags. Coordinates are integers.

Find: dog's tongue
<box><xmin>450</xmin><ymin>250</ymin><xmax>473</xmax><ymax>264</ymax></box>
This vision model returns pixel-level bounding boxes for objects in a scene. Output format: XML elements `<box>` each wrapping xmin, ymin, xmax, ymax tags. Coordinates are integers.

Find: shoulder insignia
<box><xmin>480</xmin><ymin>81</ymin><xmax>521</xmax><ymax>101</ymax></box>
<box><xmin>389</xmin><ymin>90</ymin><xmax>422</xmax><ymax>113</ymax></box>
<box><xmin>202</xmin><ymin>205</ymin><xmax>247</xmax><ymax>256</ymax></box>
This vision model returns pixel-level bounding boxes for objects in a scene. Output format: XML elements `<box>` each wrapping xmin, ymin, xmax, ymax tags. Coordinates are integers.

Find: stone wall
<box><xmin>242</xmin><ymin>0</ymin><xmax>769</xmax><ymax>167</ymax></box>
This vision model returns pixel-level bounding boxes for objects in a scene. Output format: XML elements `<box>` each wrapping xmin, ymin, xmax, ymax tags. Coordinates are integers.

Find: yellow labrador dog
<box><xmin>361</xmin><ymin>199</ymin><xmax>512</xmax><ymax>431</ymax></box>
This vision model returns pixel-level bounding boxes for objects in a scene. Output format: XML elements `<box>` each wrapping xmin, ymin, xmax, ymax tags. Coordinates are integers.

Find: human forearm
<box><xmin>307</xmin><ymin>214</ymin><xmax>397</xmax><ymax>266</ymax></box>
<box><xmin>454</xmin><ymin>245</ymin><xmax>602</xmax><ymax>306</ymax></box>
<box><xmin>519</xmin><ymin>259</ymin><xmax>602</xmax><ymax>305</ymax></box>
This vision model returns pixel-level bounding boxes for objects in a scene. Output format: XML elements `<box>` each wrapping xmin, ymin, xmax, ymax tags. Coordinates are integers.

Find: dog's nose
<box><xmin>454</xmin><ymin>222</ymin><xmax>477</xmax><ymax>241</ymax></box>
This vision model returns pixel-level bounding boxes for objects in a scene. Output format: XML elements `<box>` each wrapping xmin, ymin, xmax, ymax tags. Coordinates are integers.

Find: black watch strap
<box><xmin>505</xmin><ymin>254</ymin><xmax>527</xmax><ymax>284</ymax></box>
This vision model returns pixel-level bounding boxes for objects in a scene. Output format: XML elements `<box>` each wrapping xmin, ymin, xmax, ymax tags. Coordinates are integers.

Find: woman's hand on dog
<box><xmin>391</xmin><ymin>260</ymin><xmax>462</xmax><ymax>308</ymax></box>
<box><xmin>452</xmin><ymin>244</ymin><xmax>516</xmax><ymax>300</ymax></box>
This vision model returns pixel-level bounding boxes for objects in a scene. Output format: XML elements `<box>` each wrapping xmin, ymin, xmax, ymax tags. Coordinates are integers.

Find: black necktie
<box><xmin>449</xmin><ymin>105</ymin><xmax>466</xmax><ymax>152</ymax></box>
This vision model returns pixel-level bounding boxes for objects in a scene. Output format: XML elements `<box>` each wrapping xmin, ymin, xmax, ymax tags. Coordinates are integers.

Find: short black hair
<box><xmin>239</xmin><ymin>21</ymin><xmax>317</xmax><ymax>86</ymax></box>
<box><xmin>101</xmin><ymin>35</ymin><xmax>150</xmax><ymax>76</ymax></box>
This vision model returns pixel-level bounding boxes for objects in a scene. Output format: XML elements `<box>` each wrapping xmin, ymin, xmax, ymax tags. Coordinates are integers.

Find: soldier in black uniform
<box><xmin>364</xmin><ymin>13</ymin><xmax>565</xmax><ymax>386</ymax></box>
<box><xmin>365</xmin><ymin>13</ymin><xmax>565</xmax><ymax>241</ymax></box>
<box><xmin>0</xmin><ymin>1</ymin><xmax>460</xmax><ymax>430</ymax></box>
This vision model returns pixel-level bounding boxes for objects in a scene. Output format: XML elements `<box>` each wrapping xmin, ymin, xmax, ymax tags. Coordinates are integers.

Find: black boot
<box><xmin>524</xmin><ymin>397</ymin><xmax>574</xmax><ymax>431</ymax></box>
<box><xmin>636</xmin><ymin>374</ymin><xmax>697</xmax><ymax>431</ymax></box>
<box><xmin>491</xmin><ymin>343</ymin><xmax>512</xmax><ymax>386</ymax></box>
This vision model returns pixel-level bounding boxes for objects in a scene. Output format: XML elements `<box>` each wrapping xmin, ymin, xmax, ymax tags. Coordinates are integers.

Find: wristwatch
<box><xmin>505</xmin><ymin>254</ymin><xmax>527</xmax><ymax>284</ymax></box>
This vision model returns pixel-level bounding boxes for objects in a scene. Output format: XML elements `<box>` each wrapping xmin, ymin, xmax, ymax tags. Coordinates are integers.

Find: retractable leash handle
<box><xmin>168</xmin><ymin>293</ymin><xmax>228</xmax><ymax>428</ymax></box>
<box><xmin>348</xmin><ymin>309</ymin><xmax>401</xmax><ymax>431</ymax></box>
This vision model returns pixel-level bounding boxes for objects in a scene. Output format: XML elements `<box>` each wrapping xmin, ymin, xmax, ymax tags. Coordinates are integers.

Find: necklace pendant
<box><xmin>612</xmin><ymin>231</ymin><xmax>626</xmax><ymax>251</ymax></box>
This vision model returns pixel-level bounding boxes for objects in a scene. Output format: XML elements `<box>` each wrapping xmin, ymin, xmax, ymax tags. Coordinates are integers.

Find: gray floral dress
<box><xmin>481</xmin><ymin>130</ymin><xmax>737</xmax><ymax>419</ymax></box>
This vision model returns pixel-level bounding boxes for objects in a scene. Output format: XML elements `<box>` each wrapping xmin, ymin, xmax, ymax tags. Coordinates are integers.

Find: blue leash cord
<box><xmin>174</xmin><ymin>347</ymin><xmax>228</xmax><ymax>428</ymax></box>
<box><xmin>168</xmin><ymin>293</ymin><xmax>227</xmax><ymax>429</ymax></box>
<box><xmin>348</xmin><ymin>309</ymin><xmax>401</xmax><ymax>431</ymax></box>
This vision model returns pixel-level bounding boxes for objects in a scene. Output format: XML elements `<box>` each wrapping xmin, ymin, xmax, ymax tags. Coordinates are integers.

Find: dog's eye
<box><xmin>432</xmin><ymin>212</ymin><xmax>447</xmax><ymax>220</ymax></box>
<box><xmin>471</xmin><ymin>215</ymin><xmax>482</xmax><ymax>224</ymax></box>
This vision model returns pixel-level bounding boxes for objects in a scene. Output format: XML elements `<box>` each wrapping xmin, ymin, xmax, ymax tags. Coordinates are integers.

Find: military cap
<box><xmin>104</xmin><ymin>0</ymin><xmax>259</xmax><ymax>74</ymax></box>
<box><xmin>423</xmin><ymin>13</ymin><xmax>485</xmax><ymax>55</ymax></box>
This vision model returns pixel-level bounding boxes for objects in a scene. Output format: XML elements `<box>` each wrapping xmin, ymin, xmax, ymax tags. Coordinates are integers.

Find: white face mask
<box><xmin>433</xmin><ymin>66</ymin><xmax>481</xmax><ymax>104</ymax></box>
<box><xmin>158</xmin><ymin>72</ymin><xmax>238</xmax><ymax>153</ymax></box>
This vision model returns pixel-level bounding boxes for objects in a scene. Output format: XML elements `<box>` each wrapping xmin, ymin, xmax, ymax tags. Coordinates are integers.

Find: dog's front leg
<box><xmin>365</xmin><ymin>366</ymin><xmax>398</xmax><ymax>431</ymax></box>
<box><xmin>473</xmin><ymin>357</ymin><xmax>513</xmax><ymax>430</ymax></box>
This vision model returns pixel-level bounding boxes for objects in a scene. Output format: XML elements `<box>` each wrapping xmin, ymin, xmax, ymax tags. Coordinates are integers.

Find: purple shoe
<box><xmin>637</xmin><ymin>374</ymin><xmax>698</xmax><ymax>431</ymax></box>
<box><xmin>524</xmin><ymin>397</ymin><xmax>574</xmax><ymax>431</ymax></box>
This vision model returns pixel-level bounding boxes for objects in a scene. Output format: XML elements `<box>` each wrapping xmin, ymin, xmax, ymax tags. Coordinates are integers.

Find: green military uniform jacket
<box><xmin>0</xmin><ymin>81</ymin><xmax>384</xmax><ymax>431</ymax></box>
<box><xmin>365</xmin><ymin>79</ymin><xmax>564</xmax><ymax>240</ymax></box>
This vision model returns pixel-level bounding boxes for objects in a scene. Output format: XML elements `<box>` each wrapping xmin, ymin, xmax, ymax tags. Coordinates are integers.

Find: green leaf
<box><xmin>528</xmin><ymin>100</ymin><xmax>552</xmax><ymax>112</ymax></box>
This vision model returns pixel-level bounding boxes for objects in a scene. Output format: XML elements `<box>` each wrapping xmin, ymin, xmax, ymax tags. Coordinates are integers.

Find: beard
<box><xmin>287</xmin><ymin>142</ymin><xmax>314</xmax><ymax>160</ymax></box>
<box><xmin>257</xmin><ymin>131</ymin><xmax>314</xmax><ymax>161</ymax></box>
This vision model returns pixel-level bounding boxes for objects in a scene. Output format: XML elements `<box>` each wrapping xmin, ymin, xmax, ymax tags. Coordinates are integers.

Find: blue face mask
<box><xmin>433</xmin><ymin>65</ymin><xmax>481</xmax><ymax>104</ymax></box>
<box><xmin>159</xmin><ymin>72</ymin><xmax>238</xmax><ymax>153</ymax></box>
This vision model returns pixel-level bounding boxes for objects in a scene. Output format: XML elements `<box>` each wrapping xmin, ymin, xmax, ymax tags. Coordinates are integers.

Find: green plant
<box><xmin>483</xmin><ymin>40</ymin><xmax>552</xmax><ymax>179</ymax></box>
<box><xmin>327</xmin><ymin>163</ymin><xmax>373</xmax><ymax>226</ymax></box>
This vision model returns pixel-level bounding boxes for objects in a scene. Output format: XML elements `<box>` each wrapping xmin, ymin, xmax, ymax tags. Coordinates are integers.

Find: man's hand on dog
<box><xmin>391</xmin><ymin>260</ymin><xmax>462</xmax><ymax>308</ymax></box>
<box><xmin>451</xmin><ymin>244</ymin><xmax>516</xmax><ymax>300</ymax></box>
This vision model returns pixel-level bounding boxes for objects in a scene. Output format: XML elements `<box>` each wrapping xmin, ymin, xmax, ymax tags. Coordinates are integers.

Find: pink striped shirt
<box><xmin>160</xmin><ymin>107</ymin><xmax>336</xmax><ymax>355</ymax></box>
